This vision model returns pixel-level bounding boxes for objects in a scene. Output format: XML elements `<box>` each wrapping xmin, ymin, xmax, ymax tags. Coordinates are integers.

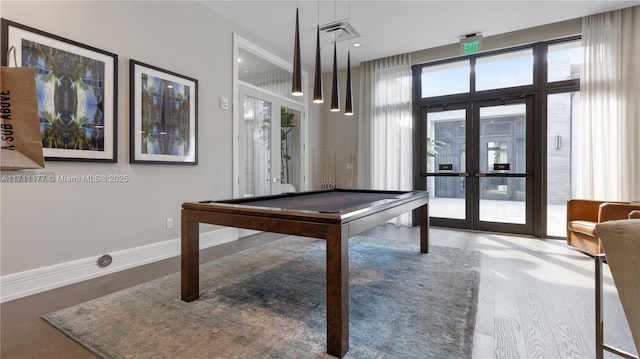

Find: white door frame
<box><xmin>232</xmin><ymin>34</ymin><xmax>309</xmax><ymax>198</ymax></box>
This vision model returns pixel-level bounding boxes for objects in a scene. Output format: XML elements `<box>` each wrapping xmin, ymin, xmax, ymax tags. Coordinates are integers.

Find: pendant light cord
<box><xmin>348</xmin><ymin>0</ymin><xmax>351</xmax><ymax>46</ymax></box>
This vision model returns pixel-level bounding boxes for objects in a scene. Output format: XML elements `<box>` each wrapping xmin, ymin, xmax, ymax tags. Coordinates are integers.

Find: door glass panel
<box><xmin>547</xmin><ymin>92</ymin><xmax>580</xmax><ymax>236</ymax></box>
<box><xmin>426</xmin><ymin>110</ymin><xmax>466</xmax><ymax>173</ymax></box>
<box><xmin>426</xmin><ymin>109</ymin><xmax>466</xmax><ymax>219</ymax></box>
<box><xmin>238</xmin><ymin>95</ymin><xmax>271</xmax><ymax>197</ymax></box>
<box><xmin>479</xmin><ymin>177</ymin><xmax>526</xmax><ymax>223</ymax></box>
<box><xmin>476</xmin><ymin>49</ymin><xmax>534</xmax><ymax>91</ymax></box>
<box><xmin>280</xmin><ymin>106</ymin><xmax>300</xmax><ymax>192</ymax></box>
<box><xmin>547</xmin><ymin>40</ymin><xmax>582</xmax><ymax>82</ymax></box>
<box><xmin>480</xmin><ymin>104</ymin><xmax>526</xmax><ymax>173</ymax></box>
<box><xmin>421</xmin><ymin>60</ymin><xmax>470</xmax><ymax>98</ymax></box>
<box><xmin>479</xmin><ymin>103</ymin><xmax>526</xmax><ymax>224</ymax></box>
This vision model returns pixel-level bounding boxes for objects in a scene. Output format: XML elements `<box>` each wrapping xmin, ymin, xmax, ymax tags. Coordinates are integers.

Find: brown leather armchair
<box><xmin>566</xmin><ymin>199</ymin><xmax>640</xmax><ymax>255</ymax></box>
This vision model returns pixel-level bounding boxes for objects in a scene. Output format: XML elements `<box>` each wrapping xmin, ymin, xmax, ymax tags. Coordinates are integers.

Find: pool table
<box><xmin>180</xmin><ymin>189</ymin><xmax>429</xmax><ymax>357</ymax></box>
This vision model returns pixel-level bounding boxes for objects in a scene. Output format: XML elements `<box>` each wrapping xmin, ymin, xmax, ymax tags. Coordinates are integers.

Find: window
<box><xmin>476</xmin><ymin>49</ymin><xmax>534</xmax><ymax>91</ymax></box>
<box><xmin>414</xmin><ymin>37</ymin><xmax>581</xmax><ymax>237</ymax></box>
<box><xmin>547</xmin><ymin>40</ymin><xmax>582</xmax><ymax>82</ymax></box>
<box><xmin>420</xmin><ymin>60</ymin><xmax>470</xmax><ymax>98</ymax></box>
<box><xmin>546</xmin><ymin>91</ymin><xmax>580</xmax><ymax>236</ymax></box>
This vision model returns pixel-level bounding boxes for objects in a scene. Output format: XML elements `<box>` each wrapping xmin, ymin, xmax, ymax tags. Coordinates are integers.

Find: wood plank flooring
<box><xmin>1</xmin><ymin>226</ymin><xmax>637</xmax><ymax>359</ymax></box>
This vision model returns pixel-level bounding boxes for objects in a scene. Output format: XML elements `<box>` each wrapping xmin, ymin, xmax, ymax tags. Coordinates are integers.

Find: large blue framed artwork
<box><xmin>129</xmin><ymin>60</ymin><xmax>197</xmax><ymax>165</ymax></box>
<box><xmin>0</xmin><ymin>19</ymin><xmax>118</xmax><ymax>162</ymax></box>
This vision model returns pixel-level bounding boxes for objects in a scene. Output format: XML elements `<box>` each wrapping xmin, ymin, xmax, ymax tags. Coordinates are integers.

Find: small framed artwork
<box><xmin>129</xmin><ymin>60</ymin><xmax>198</xmax><ymax>164</ymax></box>
<box><xmin>1</xmin><ymin>19</ymin><xmax>118</xmax><ymax>162</ymax></box>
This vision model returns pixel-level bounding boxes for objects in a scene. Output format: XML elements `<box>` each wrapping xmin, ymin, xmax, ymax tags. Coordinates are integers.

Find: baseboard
<box><xmin>0</xmin><ymin>228</ymin><xmax>236</xmax><ymax>303</ymax></box>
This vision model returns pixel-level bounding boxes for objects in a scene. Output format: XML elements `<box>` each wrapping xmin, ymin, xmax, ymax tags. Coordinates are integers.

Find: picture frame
<box><xmin>1</xmin><ymin>18</ymin><xmax>118</xmax><ymax>162</ymax></box>
<box><xmin>129</xmin><ymin>60</ymin><xmax>198</xmax><ymax>165</ymax></box>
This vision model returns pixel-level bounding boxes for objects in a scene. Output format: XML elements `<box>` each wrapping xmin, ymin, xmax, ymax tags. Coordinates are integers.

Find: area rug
<box><xmin>43</xmin><ymin>236</ymin><xmax>481</xmax><ymax>359</ymax></box>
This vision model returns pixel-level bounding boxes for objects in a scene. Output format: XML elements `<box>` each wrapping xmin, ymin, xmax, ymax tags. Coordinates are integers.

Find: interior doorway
<box><xmin>232</xmin><ymin>34</ymin><xmax>308</xmax><ymax>198</ymax></box>
<box><xmin>237</xmin><ymin>85</ymin><xmax>303</xmax><ymax>197</ymax></box>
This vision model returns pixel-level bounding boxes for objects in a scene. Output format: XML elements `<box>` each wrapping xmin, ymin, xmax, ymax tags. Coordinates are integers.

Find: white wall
<box><xmin>0</xmin><ymin>1</ymin><xmax>318</xmax><ymax>301</ymax></box>
<box><xmin>318</xmin><ymin>67</ymin><xmax>361</xmax><ymax>189</ymax></box>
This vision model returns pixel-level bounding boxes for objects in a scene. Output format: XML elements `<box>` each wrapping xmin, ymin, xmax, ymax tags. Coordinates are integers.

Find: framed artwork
<box><xmin>129</xmin><ymin>60</ymin><xmax>198</xmax><ymax>164</ymax></box>
<box><xmin>1</xmin><ymin>19</ymin><xmax>118</xmax><ymax>162</ymax></box>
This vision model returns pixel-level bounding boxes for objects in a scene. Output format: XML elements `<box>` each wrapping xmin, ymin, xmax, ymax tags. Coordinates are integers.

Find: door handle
<box><xmin>267</xmin><ymin>178</ymin><xmax>284</xmax><ymax>183</ymax></box>
<box><xmin>459</xmin><ymin>173</ymin><xmax>470</xmax><ymax>177</ymax></box>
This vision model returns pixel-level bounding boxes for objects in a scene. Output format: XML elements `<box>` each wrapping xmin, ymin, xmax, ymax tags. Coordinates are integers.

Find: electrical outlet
<box><xmin>166</xmin><ymin>218</ymin><xmax>174</xmax><ymax>229</ymax></box>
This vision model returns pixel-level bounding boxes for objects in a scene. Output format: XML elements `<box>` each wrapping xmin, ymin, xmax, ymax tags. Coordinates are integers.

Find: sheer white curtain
<box><xmin>577</xmin><ymin>6</ymin><xmax>640</xmax><ymax>200</ymax></box>
<box><xmin>357</xmin><ymin>54</ymin><xmax>413</xmax><ymax>225</ymax></box>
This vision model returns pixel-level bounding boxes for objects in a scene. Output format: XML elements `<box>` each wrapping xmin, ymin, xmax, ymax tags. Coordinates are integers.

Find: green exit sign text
<box><xmin>460</xmin><ymin>35</ymin><xmax>482</xmax><ymax>55</ymax></box>
<box><xmin>463</xmin><ymin>41</ymin><xmax>480</xmax><ymax>54</ymax></box>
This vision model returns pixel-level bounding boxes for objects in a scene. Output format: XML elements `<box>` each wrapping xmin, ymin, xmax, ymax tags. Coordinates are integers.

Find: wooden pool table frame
<box><xmin>181</xmin><ymin>189</ymin><xmax>429</xmax><ymax>357</ymax></box>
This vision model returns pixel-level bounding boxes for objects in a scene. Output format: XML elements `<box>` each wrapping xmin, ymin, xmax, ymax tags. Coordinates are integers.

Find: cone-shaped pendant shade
<box><xmin>345</xmin><ymin>51</ymin><xmax>353</xmax><ymax>116</ymax></box>
<box><xmin>330</xmin><ymin>42</ymin><xmax>340</xmax><ymax>112</ymax></box>
<box><xmin>313</xmin><ymin>25</ymin><xmax>323</xmax><ymax>103</ymax></box>
<box><xmin>291</xmin><ymin>8</ymin><xmax>303</xmax><ymax>96</ymax></box>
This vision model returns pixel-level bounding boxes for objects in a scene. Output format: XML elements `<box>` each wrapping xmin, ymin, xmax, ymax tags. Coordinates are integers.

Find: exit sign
<box><xmin>460</xmin><ymin>35</ymin><xmax>482</xmax><ymax>55</ymax></box>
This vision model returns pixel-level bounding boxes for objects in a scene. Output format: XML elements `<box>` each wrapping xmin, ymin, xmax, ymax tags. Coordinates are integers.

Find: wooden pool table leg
<box><xmin>181</xmin><ymin>209</ymin><xmax>200</xmax><ymax>302</ymax></box>
<box><xmin>326</xmin><ymin>226</ymin><xmax>350</xmax><ymax>357</ymax></box>
<box><xmin>420</xmin><ymin>203</ymin><xmax>429</xmax><ymax>253</ymax></box>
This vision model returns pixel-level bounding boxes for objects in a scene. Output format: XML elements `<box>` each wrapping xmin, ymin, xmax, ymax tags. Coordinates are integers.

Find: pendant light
<box><xmin>291</xmin><ymin>7</ymin><xmax>303</xmax><ymax>97</ymax></box>
<box><xmin>330</xmin><ymin>0</ymin><xmax>339</xmax><ymax>112</ymax></box>
<box><xmin>312</xmin><ymin>25</ymin><xmax>323</xmax><ymax>103</ymax></box>
<box><xmin>313</xmin><ymin>0</ymin><xmax>323</xmax><ymax>103</ymax></box>
<box><xmin>344</xmin><ymin>50</ymin><xmax>353</xmax><ymax>115</ymax></box>
<box><xmin>330</xmin><ymin>41</ymin><xmax>340</xmax><ymax>112</ymax></box>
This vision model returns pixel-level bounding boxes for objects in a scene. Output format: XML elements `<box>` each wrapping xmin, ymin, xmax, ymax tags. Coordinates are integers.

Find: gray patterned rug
<box><xmin>43</xmin><ymin>236</ymin><xmax>481</xmax><ymax>358</ymax></box>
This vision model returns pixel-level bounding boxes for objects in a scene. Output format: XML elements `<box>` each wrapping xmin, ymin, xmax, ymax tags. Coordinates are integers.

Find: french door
<box><xmin>420</xmin><ymin>96</ymin><xmax>535</xmax><ymax>234</ymax></box>
<box><xmin>237</xmin><ymin>84</ymin><xmax>303</xmax><ymax>197</ymax></box>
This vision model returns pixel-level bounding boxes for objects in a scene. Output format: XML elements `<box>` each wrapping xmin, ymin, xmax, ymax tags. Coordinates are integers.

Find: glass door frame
<box><xmin>420</xmin><ymin>102</ymin><xmax>473</xmax><ymax>229</ymax></box>
<box><xmin>473</xmin><ymin>96</ymin><xmax>535</xmax><ymax>234</ymax></box>
<box><xmin>419</xmin><ymin>95</ymin><xmax>536</xmax><ymax>235</ymax></box>
<box><xmin>238</xmin><ymin>83</ymin><xmax>305</xmax><ymax>197</ymax></box>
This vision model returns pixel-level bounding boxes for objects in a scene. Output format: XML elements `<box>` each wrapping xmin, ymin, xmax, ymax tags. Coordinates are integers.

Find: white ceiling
<box><xmin>203</xmin><ymin>1</ymin><xmax>639</xmax><ymax>72</ymax></box>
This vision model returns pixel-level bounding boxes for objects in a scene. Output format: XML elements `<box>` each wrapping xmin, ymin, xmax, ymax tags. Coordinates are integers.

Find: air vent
<box><xmin>319</xmin><ymin>19</ymin><xmax>360</xmax><ymax>43</ymax></box>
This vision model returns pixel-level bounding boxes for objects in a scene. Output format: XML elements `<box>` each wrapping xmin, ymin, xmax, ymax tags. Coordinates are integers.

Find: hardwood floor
<box><xmin>1</xmin><ymin>226</ymin><xmax>636</xmax><ymax>359</ymax></box>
